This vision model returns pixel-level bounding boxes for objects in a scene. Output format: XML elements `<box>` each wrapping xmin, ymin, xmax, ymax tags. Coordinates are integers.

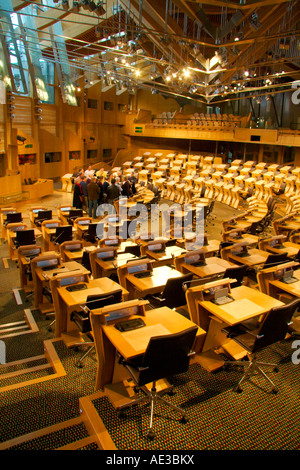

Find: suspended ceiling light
<box><xmin>62</xmin><ymin>0</ymin><xmax>69</xmax><ymax>10</ymax></box>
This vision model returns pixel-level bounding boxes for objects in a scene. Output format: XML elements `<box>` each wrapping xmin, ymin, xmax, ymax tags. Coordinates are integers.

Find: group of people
<box><xmin>72</xmin><ymin>165</ymin><xmax>138</xmax><ymax>218</ymax></box>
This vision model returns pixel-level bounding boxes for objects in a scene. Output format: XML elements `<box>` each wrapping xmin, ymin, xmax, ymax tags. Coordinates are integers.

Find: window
<box><xmin>69</xmin><ymin>151</ymin><xmax>80</xmax><ymax>160</ymax></box>
<box><xmin>104</xmin><ymin>101</ymin><xmax>114</xmax><ymax>111</ymax></box>
<box><xmin>19</xmin><ymin>154</ymin><xmax>36</xmax><ymax>165</ymax></box>
<box><xmin>103</xmin><ymin>149</ymin><xmax>112</xmax><ymax>161</ymax></box>
<box><xmin>45</xmin><ymin>152</ymin><xmax>62</xmax><ymax>163</ymax></box>
<box><xmin>88</xmin><ymin>99</ymin><xmax>98</xmax><ymax>109</ymax></box>
<box><xmin>87</xmin><ymin>149</ymin><xmax>97</xmax><ymax>159</ymax></box>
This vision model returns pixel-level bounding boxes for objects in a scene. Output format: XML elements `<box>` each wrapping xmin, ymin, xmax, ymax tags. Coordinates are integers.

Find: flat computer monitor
<box><xmin>15</xmin><ymin>229</ymin><xmax>35</xmax><ymax>248</ymax></box>
<box><xmin>52</xmin><ymin>225</ymin><xmax>73</xmax><ymax>244</ymax></box>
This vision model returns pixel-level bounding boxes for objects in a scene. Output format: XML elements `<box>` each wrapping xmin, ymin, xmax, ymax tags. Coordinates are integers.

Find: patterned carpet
<box><xmin>0</xmin><ymin>195</ymin><xmax>299</xmax><ymax>451</ymax></box>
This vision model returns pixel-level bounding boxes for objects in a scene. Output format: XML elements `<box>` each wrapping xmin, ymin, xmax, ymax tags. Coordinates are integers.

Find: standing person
<box><xmin>106</xmin><ymin>178</ymin><xmax>120</xmax><ymax>205</ymax></box>
<box><xmin>73</xmin><ymin>177</ymin><xmax>83</xmax><ymax>209</ymax></box>
<box><xmin>102</xmin><ymin>176</ymin><xmax>110</xmax><ymax>201</ymax></box>
<box><xmin>97</xmin><ymin>175</ymin><xmax>104</xmax><ymax>205</ymax></box>
<box><xmin>87</xmin><ymin>177</ymin><xmax>100</xmax><ymax>219</ymax></box>
<box><xmin>129</xmin><ymin>171</ymin><xmax>137</xmax><ymax>194</ymax></box>
<box><xmin>115</xmin><ymin>177</ymin><xmax>122</xmax><ymax>195</ymax></box>
<box><xmin>85</xmin><ymin>165</ymin><xmax>94</xmax><ymax>180</ymax></box>
<box><xmin>79</xmin><ymin>176</ymin><xmax>88</xmax><ymax>211</ymax></box>
<box><xmin>122</xmin><ymin>175</ymin><xmax>133</xmax><ymax>198</ymax></box>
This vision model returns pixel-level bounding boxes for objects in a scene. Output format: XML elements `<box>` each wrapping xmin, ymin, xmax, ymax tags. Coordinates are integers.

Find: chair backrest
<box><xmin>53</xmin><ymin>225</ymin><xmax>73</xmax><ymax>244</ymax></box>
<box><xmin>222</xmin><ymin>265</ymin><xmax>248</xmax><ymax>288</ymax></box>
<box><xmin>162</xmin><ymin>273</ymin><xmax>194</xmax><ymax>309</ymax></box>
<box><xmin>137</xmin><ymin>326</ymin><xmax>198</xmax><ymax>386</ymax></box>
<box><xmin>253</xmin><ymin>299</ymin><xmax>300</xmax><ymax>353</ymax></box>
<box><xmin>5</xmin><ymin>212</ymin><xmax>22</xmax><ymax>224</ymax></box>
<box><xmin>16</xmin><ymin>229</ymin><xmax>35</xmax><ymax>247</ymax></box>
<box><xmin>264</xmin><ymin>252</ymin><xmax>288</xmax><ymax>268</ymax></box>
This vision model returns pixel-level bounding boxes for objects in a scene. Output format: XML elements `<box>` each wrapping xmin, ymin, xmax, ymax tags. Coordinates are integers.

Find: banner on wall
<box><xmin>0</xmin><ymin>81</ymin><xmax>6</xmax><ymax>104</ymax></box>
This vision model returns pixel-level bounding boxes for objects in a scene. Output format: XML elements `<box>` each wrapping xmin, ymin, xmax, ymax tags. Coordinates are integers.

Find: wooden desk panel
<box><xmin>228</xmin><ymin>248</ymin><xmax>270</xmax><ymax>266</ymax></box>
<box><xmin>92</xmin><ymin>306</ymin><xmax>206</xmax><ymax>391</ymax></box>
<box><xmin>55</xmin><ymin>278</ymin><xmax>129</xmax><ymax>338</ymax></box>
<box><xmin>126</xmin><ymin>265</ymin><xmax>183</xmax><ymax>299</ymax></box>
<box><xmin>181</xmin><ymin>257</ymin><xmax>236</xmax><ymax>278</ymax></box>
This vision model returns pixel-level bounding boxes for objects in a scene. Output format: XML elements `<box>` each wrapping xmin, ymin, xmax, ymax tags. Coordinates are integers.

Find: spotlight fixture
<box><xmin>87</xmin><ymin>1</ymin><xmax>97</xmax><ymax>11</ymax></box>
<box><xmin>71</xmin><ymin>1</ymin><xmax>80</xmax><ymax>12</ymax></box>
<box><xmin>17</xmin><ymin>135</ymin><xmax>26</xmax><ymax>143</ymax></box>
<box><xmin>94</xmin><ymin>1</ymin><xmax>106</xmax><ymax>16</ymax></box>
<box><xmin>95</xmin><ymin>25</ymin><xmax>101</xmax><ymax>38</ymax></box>
<box><xmin>62</xmin><ymin>0</ymin><xmax>69</xmax><ymax>10</ymax></box>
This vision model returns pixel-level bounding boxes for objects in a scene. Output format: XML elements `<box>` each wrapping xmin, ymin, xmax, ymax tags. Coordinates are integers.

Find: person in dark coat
<box><xmin>122</xmin><ymin>176</ymin><xmax>133</xmax><ymax>198</ymax></box>
<box><xmin>87</xmin><ymin>177</ymin><xmax>100</xmax><ymax>218</ymax></box>
<box><xmin>73</xmin><ymin>177</ymin><xmax>83</xmax><ymax>209</ymax></box>
<box><xmin>106</xmin><ymin>178</ymin><xmax>120</xmax><ymax>205</ymax></box>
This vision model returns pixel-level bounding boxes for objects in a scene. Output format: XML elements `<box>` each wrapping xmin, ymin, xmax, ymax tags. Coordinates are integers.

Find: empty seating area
<box><xmin>146</xmin><ymin>111</ymin><xmax>249</xmax><ymax>130</ymax></box>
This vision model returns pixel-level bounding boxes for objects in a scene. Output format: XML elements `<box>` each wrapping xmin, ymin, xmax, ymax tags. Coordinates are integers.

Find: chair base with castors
<box><xmin>224</xmin><ymin>354</ymin><xmax>279</xmax><ymax>394</ymax></box>
<box><xmin>116</xmin><ymin>381</ymin><xmax>188</xmax><ymax>441</ymax></box>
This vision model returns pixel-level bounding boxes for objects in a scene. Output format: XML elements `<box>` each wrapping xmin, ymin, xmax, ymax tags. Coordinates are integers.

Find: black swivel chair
<box><xmin>4</xmin><ymin>212</ymin><xmax>22</xmax><ymax>226</ymax></box>
<box><xmin>71</xmin><ymin>290</ymin><xmax>123</xmax><ymax>368</ymax></box>
<box><xmin>246</xmin><ymin>252</ymin><xmax>288</xmax><ymax>283</ymax></box>
<box><xmin>117</xmin><ymin>326</ymin><xmax>198</xmax><ymax>440</ymax></box>
<box><xmin>51</xmin><ymin>225</ymin><xmax>73</xmax><ymax>245</ymax></box>
<box><xmin>145</xmin><ymin>273</ymin><xmax>194</xmax><ymax>310</ymax></box>
<box><xmin>82</xmin><ymin>223</ymin><xmax>103</xmax><ymax>244</ymax></box>
<box><xmin>14</xmin><ymin>229</ymin><xmax>36</xmax><ymax>249</ymax></box>
<box><xmin>222</xmin><ymin>265</ymin><xmax>248</xmax><ymax>288</ymax></box>
<box><xmin>124</xmin><ymin>244</ymin><xmax>141</xmax><ymax>257</ymax></box>
<box><xmin>263</xmin><ymin>252</ymin><xmax>288</xmax><ymax>268</ymax></box>
<box><xmin>35</xmin><ymin>210</ymin><xmax>52</xmax><ymax>227</ymax></box>
<box><xmin>222</xmin><ymin>299</ymin><xmax>300</xmax><ymax>394</ymax></box>
<box><xmin>67</xmin><ymin>209</ymin><xmax>83</xmax><ymax>225</ymax></box>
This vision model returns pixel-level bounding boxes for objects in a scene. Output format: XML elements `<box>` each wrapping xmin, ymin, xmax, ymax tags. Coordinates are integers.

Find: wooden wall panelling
<box><xmin>12</xmin><ymin>97</ymin><xmax>32</xmax><ymax>137</ymax></box>
<box><xmin>39</xmin><ymin>104</ymin><xmax>57</xmax><ymax>136</ymax></box>
<box><xmin>64</xmin><ymin>129</ymin><xmax>84</xmax><ymax>174</ymax></box>
<box><xmin>101</xmin><ymin>85</ymin><xmax>117</xmax><ymax>125</ymax></box>
<box><xmin>39</xmin><ymin>128</ymin><xmax>65</xmax><ymax>178</ymax></box>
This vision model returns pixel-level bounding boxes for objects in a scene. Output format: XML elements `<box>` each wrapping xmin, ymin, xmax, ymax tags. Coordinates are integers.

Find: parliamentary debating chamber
<box><xmin>1</xmin><ymin>0</ymin><xmax>300</xmax><ymax>453</ymax></box>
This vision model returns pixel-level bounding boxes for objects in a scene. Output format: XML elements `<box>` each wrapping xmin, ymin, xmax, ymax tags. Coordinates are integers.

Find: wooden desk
<box><xmin>144</xmin><ymin>245</ymin><xmax>186</xmax><ymax>266</ymax></box>
<box><xmin>180</xmin><ymin>257</ymin><xmax>236</xmax><ymax>279</ymax></box>
<box><xmin>268</xmin><ymin>268</ymin><xmax>300</xmax><ymax>299</ymax></box>
<box><xmin>91</xmin><ymin>304</ymin><xmax>206</xmax><ymax>394</ymax></box>
<box><xmin>187</xmin><ymin>283</ymin><xmax>283</xmax><ymax>372</ymax></box>
<box><xmin>55</xmin><ymin>277</ymin><xmax>129</xmax><ymax>341</ymax></box>
<box><xmin>92</xmin><ymin>252</ymin><xmax>138</xmax><ymax>279</ymax></box>
<box><xmin>125</xmin><ymin>265</ymin><xmax>183</xmax><ymax>299</ymax></box>
<box><xmin>227</xmin><ymin>247</ymin><xmax>270</xmax><ymax>267</ymax></box>
<box><xmin>33</xmin><ymin>260</ymin><xmax>88</xmax><ymax>310</ymax></box>
<box><xmin>263</xmin><ymin>241</ymin><xmax>300</xmax><ymax>258</ymax></box>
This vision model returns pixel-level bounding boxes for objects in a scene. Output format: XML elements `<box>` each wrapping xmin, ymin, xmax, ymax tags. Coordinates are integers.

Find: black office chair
<box><xmin>82</xmin><ymin>223</ymin><xmax>103</xmax><ymax>243</ymax></box>
<box><xmin>14</xmin><ymin>229</ymin><xmax>36</xmax><ymax>249</ymax></box>
<box><xmin>124</xmin><ymin>244</ymin><xmax>141</xmax><ymax>257</ymax></box>
<box><xmin>71</xmin><ymin>290</ymin><xmax>123</xmax><ymax>368</ymax></box>
<box><xmin>222</xmin><ymin>265</ymin><xmax>248</xmax><ymax>288</ymax></box>
<box><xmin>222</xmin><ymin>299</ymin><xmax>300</xmax><ymax>394</ymax></box>
<box><xmin>145</xmin><ymin>273</ymin><xmax>194</xmax><ymax>310</ymax></box>
<box><xmin>4</xmin><ymin>212</ymin><xmax>23</xmax><ymax>226</ymax></box>
<box><xmin>263</xmin><ymin>252</ymin><xmax>288</xmax><ymax>268</ymax></box>
<box><xmin>51</xmin><ymin>225</ymin><xmax>73</xmax><ymax>245</ymax></box>
<box><xmin>246</xmin><ymin>252</ymin><xmax>288</xmax><ymax>283</ymax></box>
<box><xmin>117</xmin><ymin>326</ymin><xmax>198</xmax><ymax>440</ymax></box>
<box><xmin>67</xmin><ymin>209</ymin><xmax>83</xmax><ymax>225</ymax></box>
<box><xmin>35</xmin><ymin>210</ymin><xmax>52</xmax><ymax>227</ymax></box>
